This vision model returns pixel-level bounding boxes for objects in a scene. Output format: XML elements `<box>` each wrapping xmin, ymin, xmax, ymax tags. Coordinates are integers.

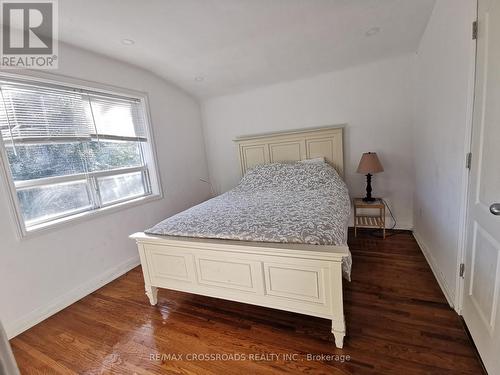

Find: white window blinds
<box><xmin>0</xmin><ymin>80</ymin><xmax>147</xmax><ymax>144</ymax></box>
<box><xmin>88</xmin><ymin>94</ymin><xmax>147</xmax><ymax>141</ymax></box>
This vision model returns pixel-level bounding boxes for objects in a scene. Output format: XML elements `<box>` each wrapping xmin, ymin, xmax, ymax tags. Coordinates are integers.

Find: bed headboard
<box><xmin>234</xmin><ymin>126</ymin><xmax>345</xmax><ymax>177</ymax></box>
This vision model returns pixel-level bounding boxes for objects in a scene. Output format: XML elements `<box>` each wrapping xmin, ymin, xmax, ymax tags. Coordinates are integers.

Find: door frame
<box><xmin>456</xmin><ymin>0</ymin><xmax>478</xmax><ymax>314</ymax></box>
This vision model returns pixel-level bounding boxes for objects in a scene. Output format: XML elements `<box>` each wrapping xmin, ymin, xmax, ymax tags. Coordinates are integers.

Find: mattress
<box><xmin>146</xmin><ymin>162</ymin><xmax>352</xmax><ymax>279</ymax></box>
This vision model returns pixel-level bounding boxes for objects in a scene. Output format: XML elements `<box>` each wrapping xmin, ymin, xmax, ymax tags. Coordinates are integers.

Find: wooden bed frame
<box><xmin>130</xmin><ymin>126</ymin><xmax>349</xmax><ymax>348</ymax></box>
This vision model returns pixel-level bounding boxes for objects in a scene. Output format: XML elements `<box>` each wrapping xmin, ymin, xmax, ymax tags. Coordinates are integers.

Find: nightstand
<box><xmin>353</xmin><ymin>198</ymin><xmax>386</xmax><ymax>239</ymax></box>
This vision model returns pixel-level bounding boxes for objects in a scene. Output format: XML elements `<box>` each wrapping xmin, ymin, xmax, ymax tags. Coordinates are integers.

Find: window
<box><xmin>0</xmin><ymin>77</ymin><xmax>160</xmax><ymax>235</ymax></box>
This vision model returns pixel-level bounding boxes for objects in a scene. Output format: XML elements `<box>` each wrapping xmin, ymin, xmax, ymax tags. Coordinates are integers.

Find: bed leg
<box><xmin>332</xmin><ymin>319</ymin><xmax>345</xmax><ymax>349</ymax></box>
<box><xmin>145</xmin><ymin>285</ymin><xmax>158</xmax><ymax>306</ymax></box>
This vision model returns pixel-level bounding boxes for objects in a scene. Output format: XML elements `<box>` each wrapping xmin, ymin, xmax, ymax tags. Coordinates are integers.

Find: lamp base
<box><xmin>364</xmin><ymin>173</ymin><xmax>375</xmax><ymax>202</ymax></box>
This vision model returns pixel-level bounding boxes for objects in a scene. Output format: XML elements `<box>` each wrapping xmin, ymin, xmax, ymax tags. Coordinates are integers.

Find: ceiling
<box><xmin>58</xmin><ymin>0</ymin><xmax>436</xmax><ymax>98</ymax></box>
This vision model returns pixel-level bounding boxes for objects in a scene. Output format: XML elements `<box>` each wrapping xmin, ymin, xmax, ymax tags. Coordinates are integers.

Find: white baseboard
<box><xmin>5</xmin><ymin>256</ymin><xmax>140</xmax><ymax>339</ymax></box>
<box><xmin>413</xmin><ymin>231</ymin><xmax>455</xmax><ymax>308</ymax></box>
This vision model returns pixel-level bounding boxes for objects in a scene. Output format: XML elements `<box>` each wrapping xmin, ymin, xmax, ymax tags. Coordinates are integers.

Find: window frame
<box><xmin>0</xmin><ymin>72</ymin><xmax>163</xmax><ymax>238</ymax></box>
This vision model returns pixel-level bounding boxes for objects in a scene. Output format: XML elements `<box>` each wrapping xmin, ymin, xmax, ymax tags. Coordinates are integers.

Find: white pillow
<box><xmin>298</xmin><ymin>157</ymin><xmax>326</xmax><ymax>164</ymax></box>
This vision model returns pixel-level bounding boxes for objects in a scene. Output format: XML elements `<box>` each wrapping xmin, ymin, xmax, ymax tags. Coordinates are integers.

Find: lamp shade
<box><xmin>357</xmin><ymin>152</ymin><xmax>384</xmax><ymax>174</ymax></box>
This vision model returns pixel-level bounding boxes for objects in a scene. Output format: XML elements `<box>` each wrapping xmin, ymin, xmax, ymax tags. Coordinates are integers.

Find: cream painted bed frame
<box><xmin>130</xmin><ymin>126</ymin><xmax>349</xmax><ymax>348</ymax></box>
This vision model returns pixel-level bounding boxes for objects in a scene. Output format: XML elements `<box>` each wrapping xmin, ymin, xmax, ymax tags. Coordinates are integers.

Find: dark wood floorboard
<box><xmin>11</xmin><ymin>229</ymin><xmax>485</xmax><ymax>374</ymax></box>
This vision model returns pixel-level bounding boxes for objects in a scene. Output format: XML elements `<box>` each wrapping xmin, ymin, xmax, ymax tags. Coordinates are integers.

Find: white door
<box><xmin>463</xmin><ymin>0</ymin><xmax>500</xmax><ymax>373</ymax></box>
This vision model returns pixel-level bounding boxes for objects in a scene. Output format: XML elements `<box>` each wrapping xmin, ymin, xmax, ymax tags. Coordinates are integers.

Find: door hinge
<box><xmin>459</xmin><ymin>263</ymin><xmax>465</xmax><ymax>278</ymax></box>
<box><xmin>472</xmin><ymin>21</ymin><xmax>478</xmax><ymax>40</ymax></box>
<box><xmin>466</xmin><ymin>152</ymin><xmax>472</xmax><ymax>169</ymax></box>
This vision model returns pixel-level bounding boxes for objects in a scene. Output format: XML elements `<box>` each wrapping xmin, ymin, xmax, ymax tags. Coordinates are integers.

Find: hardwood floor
<box><xmin>11</xmin><ymin>230</ymin><xmax>485</xmax><ymax>374</ymax></box>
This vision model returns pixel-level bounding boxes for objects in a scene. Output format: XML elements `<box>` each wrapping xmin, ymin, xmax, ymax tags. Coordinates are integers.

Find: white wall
<box><xmin>202</xmin><ymin>55</ymin><xmax>416</xmax><ymax>229</ymax></box>
<box><xmin>413</xmin><ymin>0</ymin><xmax>476</xmax><ymax>307</ymax></box>
<box><xmin>0</xmin><ymin>42</ymin><xmax>211</xmax><ymax>337</ymax></box>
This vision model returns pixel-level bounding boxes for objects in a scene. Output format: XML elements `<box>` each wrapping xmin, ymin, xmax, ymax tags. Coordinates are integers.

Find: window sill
<box><xmin>19</xmin><ymin>193</ymin><xmax>162</xmax><ymax>239</ymax></box>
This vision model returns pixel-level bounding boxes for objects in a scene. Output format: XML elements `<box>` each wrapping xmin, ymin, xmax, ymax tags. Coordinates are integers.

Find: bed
<box><xmin>130</xmin><ymin>126</ymin><xmax>350</xmax><ymax>348</ymax></box>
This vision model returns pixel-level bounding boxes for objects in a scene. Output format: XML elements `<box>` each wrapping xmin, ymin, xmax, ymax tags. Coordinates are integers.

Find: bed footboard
<box><xmin>130</xmin><ymin>232</ymin><xmax>348</xmax><ymax>348</ymax></box>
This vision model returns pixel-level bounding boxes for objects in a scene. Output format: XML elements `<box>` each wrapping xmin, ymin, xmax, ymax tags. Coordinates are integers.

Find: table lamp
<box><xmin>357</xmin><ymin>152</ymin><xmax>384</xmax><ymax>202</ymax></box>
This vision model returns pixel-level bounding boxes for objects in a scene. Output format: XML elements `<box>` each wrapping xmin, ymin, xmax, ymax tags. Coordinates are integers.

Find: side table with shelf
<box><xmin>353</xmin><ymin>198</ymin><xmax>386</xmax><ymax>239</ymax></box>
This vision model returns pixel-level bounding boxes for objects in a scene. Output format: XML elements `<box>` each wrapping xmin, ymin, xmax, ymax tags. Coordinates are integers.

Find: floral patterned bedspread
<box><xmin>146</xmin><ymin>162</ymin><xmax>352</xmax><ymax>279</ymax></box>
